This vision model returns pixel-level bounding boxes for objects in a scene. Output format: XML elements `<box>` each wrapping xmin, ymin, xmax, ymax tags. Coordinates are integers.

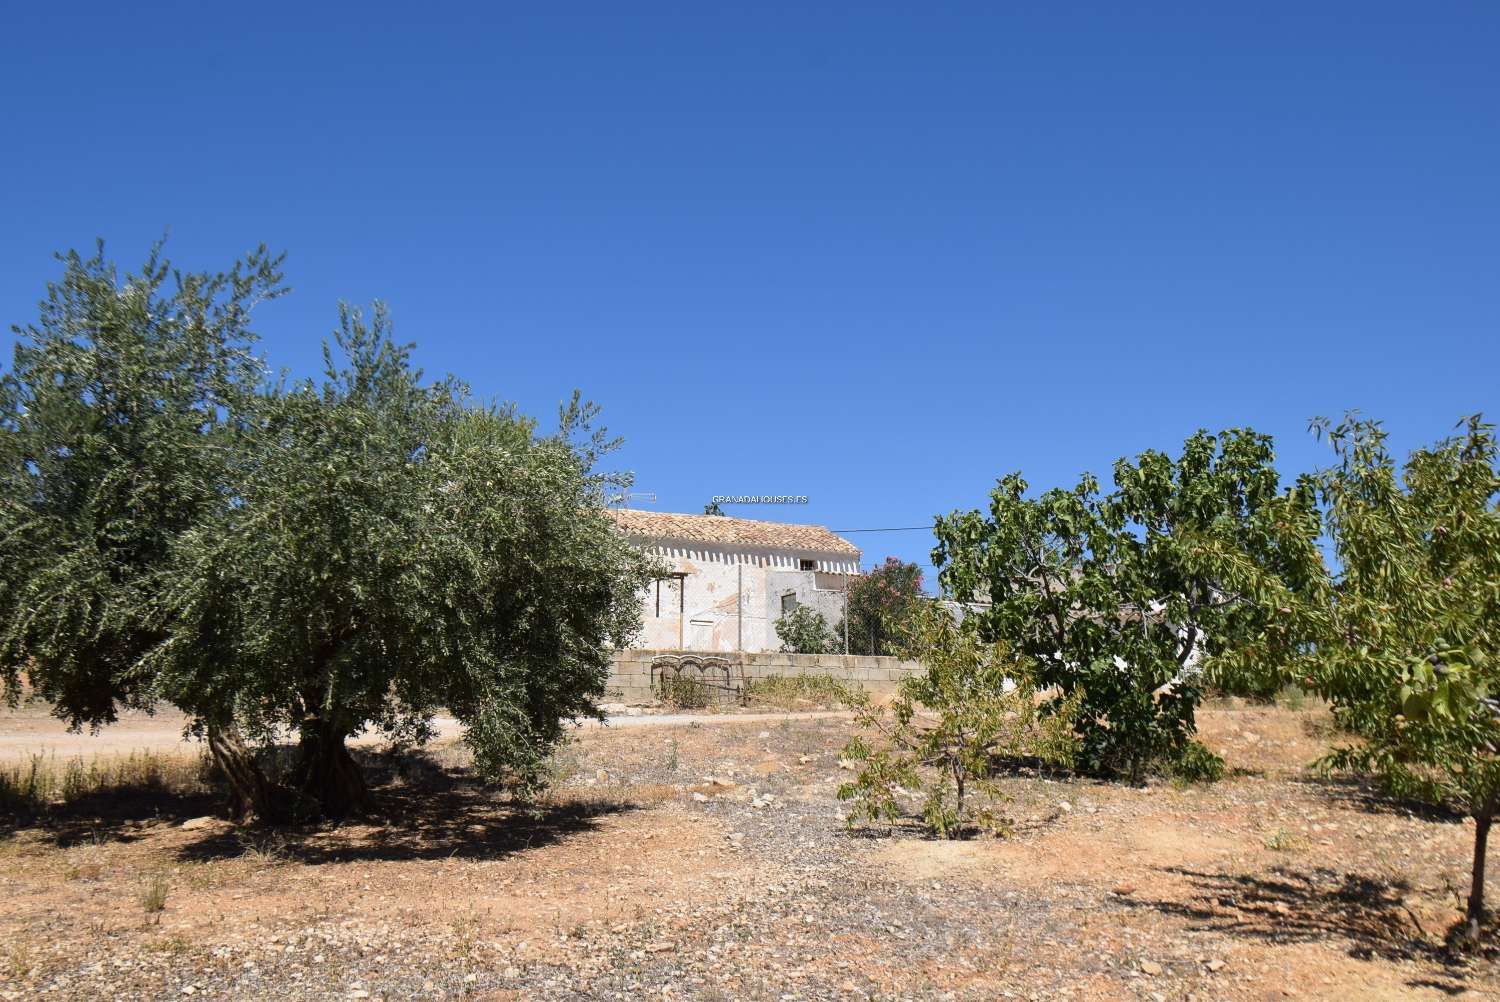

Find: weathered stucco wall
<box><xmin>606</xmin><ymin>648</ymin><xmax>924</xmax><ymax>704</ymax></box>
<box><xmin>632</xmin><ymin>542</ymin><xmax>855</xmax><ymax>653</ymax></box>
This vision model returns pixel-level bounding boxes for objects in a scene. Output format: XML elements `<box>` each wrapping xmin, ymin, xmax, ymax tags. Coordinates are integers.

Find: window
<box><xmin>781</xmin><ymin>592</ymin><xmax>798</xmax><ymax>615</ymax></box>
<box><xmin>799</xmin><ymin>558</ymin><xmax>817</xmax><ymax>571</ymax></box>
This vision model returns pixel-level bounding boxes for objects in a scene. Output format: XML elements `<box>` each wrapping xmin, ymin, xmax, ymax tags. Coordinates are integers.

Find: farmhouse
<box><xmin>606</xmin><ymin>509</ymin><xmax>861</xmax><ymax>653</ymax></box>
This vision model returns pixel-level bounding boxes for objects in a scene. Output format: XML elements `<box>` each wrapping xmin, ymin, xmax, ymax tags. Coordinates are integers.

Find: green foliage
<box><xmin>775</xmin><ymin>605</ymin><xmax>836</xmax><ymax>654</ymax></box>
<box><xmin>1167</xmin><ymin>739</ymin><xmax>1226</xmax><ymax>784</ymax></box>
<box><xmin>839</xmin><ymin>556</ymin><xmax>924</xmax><ymax>656</ymax></box>
<box><xmin>0</xmin><ymin>241</ymin><xmax>284</xmax><ymax>726</ymax></box>
<box><xmin>702</xmin><ymin>501</ymin><xmax>724</xmax><ymax>515</ymax></box>
<box><xmin>935</xmin><ymin>428</ymin><xmax>1327</xmax><ymax>781</ymax></box>
<box><xmin>839</xmin><ymin>603</ymin><xmax>1079</xmax><ymax>839</ymax></box>
<box><xmin>1303</xmin><ymin>413</ymin><xmax>1500</xmax><ymax>939</ymax></box>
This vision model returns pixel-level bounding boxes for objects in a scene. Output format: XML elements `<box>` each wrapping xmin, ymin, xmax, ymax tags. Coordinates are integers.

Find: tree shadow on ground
<box><xmin>1118</xmin><ymin>864</ymin><xmax>1493</xmax><ymax>992</ymax></box>
<box><xmin>0</xmin><ymin>784</ymin><xmax>222</xmax><ymax>848</ymax></box>
<box><xmin>1301</xmin><ymin>773</ymin><xmax>1468</xmax><ymax>824</ymax></box>
<box><xmin>2</xmin><ymin>745</ymin><xmax>640</xmax><ymax>864</ymax></box>
<box><xmin>175</xmin><ymin>785</ymin><xmax>634</xmax><ymax>865</ymax></box>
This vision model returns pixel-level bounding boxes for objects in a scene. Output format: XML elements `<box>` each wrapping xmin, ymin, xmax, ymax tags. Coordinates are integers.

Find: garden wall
<box><xmin>606</xmin><ymin>648</ymin><xmax>924</xmax><ymax>704</ymax></box>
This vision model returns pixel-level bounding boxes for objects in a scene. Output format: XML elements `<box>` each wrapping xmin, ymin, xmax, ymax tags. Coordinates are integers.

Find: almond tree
<box><xmin>1306</xmin><ymin>414</ymin><xmax>1500</xmax><ymax>942</ymax></box>
<box><xmin>839</xmin><ymin>600</ymin><xmax>1079</xmax><ymax>838</ymax></box>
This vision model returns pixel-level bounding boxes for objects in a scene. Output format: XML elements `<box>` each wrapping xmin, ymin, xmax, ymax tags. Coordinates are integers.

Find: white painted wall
<box><xmin>627</xmin><ymin>539</ymin><xmax>858</xmax><ymax>653</ymax></box>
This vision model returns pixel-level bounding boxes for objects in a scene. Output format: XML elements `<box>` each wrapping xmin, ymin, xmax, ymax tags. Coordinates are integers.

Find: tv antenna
<box><xmin>610</xmin><ymin>491</ymin><xmax>657</xmax><ymax>509</ymax></box>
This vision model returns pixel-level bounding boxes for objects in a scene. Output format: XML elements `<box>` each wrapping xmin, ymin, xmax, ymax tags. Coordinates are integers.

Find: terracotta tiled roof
<box><xmin>605</xmin><ymin>509</ymin><xmax>861</xmax><ymax>557</ymax></box>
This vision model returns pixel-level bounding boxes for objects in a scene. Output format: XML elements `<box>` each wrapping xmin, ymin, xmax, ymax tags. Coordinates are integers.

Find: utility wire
<box><xmin>831</xmin><ymin>525</ymin><xmax>934</xmax><ymax>533</ymax></box>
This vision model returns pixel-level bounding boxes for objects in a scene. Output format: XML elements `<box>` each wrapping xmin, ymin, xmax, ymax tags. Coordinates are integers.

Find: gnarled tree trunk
<box><xmin>292</xmin><ymin>718</ymin><xmax>370</xmax><ymax>818</ymax></box>
<box><xmin>206</xmin><ymin>723</ymin><xmax>286</xmax><ymax>824</ymax></box>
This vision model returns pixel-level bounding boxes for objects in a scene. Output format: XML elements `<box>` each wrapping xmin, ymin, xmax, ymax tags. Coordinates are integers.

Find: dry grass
<box><xmin>653</xmin><ymin>672</ymin><xmax>717</xmax><ymax>708</ymax></box>
<box><xmin>138</xmin><ymin>872</ymin><xmax>170</xmax><ymax>922</ymax></box>
<box><xmin>742</xmin><ymin>673</ymin><xmax>867</xmax><ymax>710</ymax></box>
<box><xmin>544</xmin><ymin>781</ymin><xmax>677</xmax><ymax>815</ymax></box>
<box><xmin>0</xmin><ymin>748</ymin><xmax>213</xmax><ymax>812</ymax></box>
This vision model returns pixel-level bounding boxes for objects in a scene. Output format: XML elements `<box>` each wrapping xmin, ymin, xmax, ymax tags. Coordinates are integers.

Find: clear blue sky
<box><xmin>3</xmin><ymin>3</ymin><xmax>1496</xmax><ymax>584</ymax></box>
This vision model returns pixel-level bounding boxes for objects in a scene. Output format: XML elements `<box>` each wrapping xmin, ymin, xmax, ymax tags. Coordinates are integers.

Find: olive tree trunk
<box><xmin>293</xmin><ymin>719</ymin><xmax>370</xmax><ymax>818</ymax></box>
<box><xmin>205</xmin><ymin>723</ymin><xmax>285</xmax><ymax>823</ymax></box>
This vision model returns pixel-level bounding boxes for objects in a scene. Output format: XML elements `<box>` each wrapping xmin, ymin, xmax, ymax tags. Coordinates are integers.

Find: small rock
<box><xmin>180</xmin><ymin>816</ymin><xmax>217</xmax><ymax>831</ymax></box>
<box><xmin>691</xmin><ymin>792</ymin><xmax>709</xmax><ymax>803</ymax></box>
<box><xmin>1139</xmin><ymin>960</ymin><xmax>1163</xmax><ymax>976</ymax></box>
<box><xmin>1206</xmin><ymin>958</ymin><xmax>1226</xmax><ymax>972</ymax></box>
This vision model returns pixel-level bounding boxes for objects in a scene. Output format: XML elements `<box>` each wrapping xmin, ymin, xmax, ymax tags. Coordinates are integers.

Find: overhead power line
<box><xmin>831</xmin><ymin>525</ymin><xmax>934</xmax><ymax>533</ymax></box>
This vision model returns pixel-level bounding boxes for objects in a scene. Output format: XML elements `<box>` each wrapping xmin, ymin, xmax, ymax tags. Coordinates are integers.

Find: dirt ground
<box><xmin>1</xmin><ymin>701</ymin><xmax>1497</xmax><ymax>1000</ymax></box>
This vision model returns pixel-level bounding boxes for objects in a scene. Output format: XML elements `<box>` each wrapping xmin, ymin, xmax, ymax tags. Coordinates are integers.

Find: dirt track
<box><xmin>0</xmin><ymin>705</ymin><xmax>848</xmax><ymax>762</ymax></box>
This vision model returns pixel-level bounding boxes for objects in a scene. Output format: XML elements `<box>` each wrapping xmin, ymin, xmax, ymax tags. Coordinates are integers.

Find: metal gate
<box><xmin>649</xmin><ymin>654</ymin><xmax>743</xmax><ymax>708</ymax></box>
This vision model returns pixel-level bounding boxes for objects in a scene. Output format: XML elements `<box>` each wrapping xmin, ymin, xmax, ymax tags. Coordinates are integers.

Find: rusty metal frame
<box><xmin>649</xmin><ymin>653</ymin><xmax>743</xmax><ymax>707</ymax></box>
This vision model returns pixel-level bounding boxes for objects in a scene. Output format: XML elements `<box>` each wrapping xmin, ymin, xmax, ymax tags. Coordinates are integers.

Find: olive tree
<box><xmin>935</xmin><ymin>429</ymin><xmax>1327</xmax><ymax>780</ymax></box>
<box><xmin>0</xmin><ymin>241</ymin><xmax>283</xmax><ymax>729</ymax></box>
<box><xmin>145</xmin><ymin>306</ymin><xmax>653</xmax><ymax>817</ymax></box>
<box><xmin>1306</xmin><ymin>414</ymin><xmax>1500</xmax><ymax>942</ymax></box>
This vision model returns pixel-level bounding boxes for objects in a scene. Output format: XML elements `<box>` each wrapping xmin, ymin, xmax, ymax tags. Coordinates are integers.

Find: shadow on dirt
<box><xmin>1</xmin><ymin>745</ymin><xmax>639</xmax><ymax>864</ymax></box>
<box><xmin>1119</xmin><ymin>864</ymin><xmax>1493</xmax><ymax>991</ymax></box>
<box><xmin>1304</xmin><ymin>774</ymin><xmax>1469</xmax><ymax>824</ymax></box>
<box><xmin>0</xmin><ymin>786</ymin><xmax>222</xmax><ymax>848</ymax></box>
<box><xmin>175</xmin><ymin>789</ymin><xmax>634</xmax><ymax>865</ymax></box>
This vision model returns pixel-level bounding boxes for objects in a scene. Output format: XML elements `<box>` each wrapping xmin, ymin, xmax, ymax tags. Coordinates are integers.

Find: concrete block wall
<box><xmin>606</xmin><ymin>648</ymin><xmax>924</xmax><ymax>704</ymax></box>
